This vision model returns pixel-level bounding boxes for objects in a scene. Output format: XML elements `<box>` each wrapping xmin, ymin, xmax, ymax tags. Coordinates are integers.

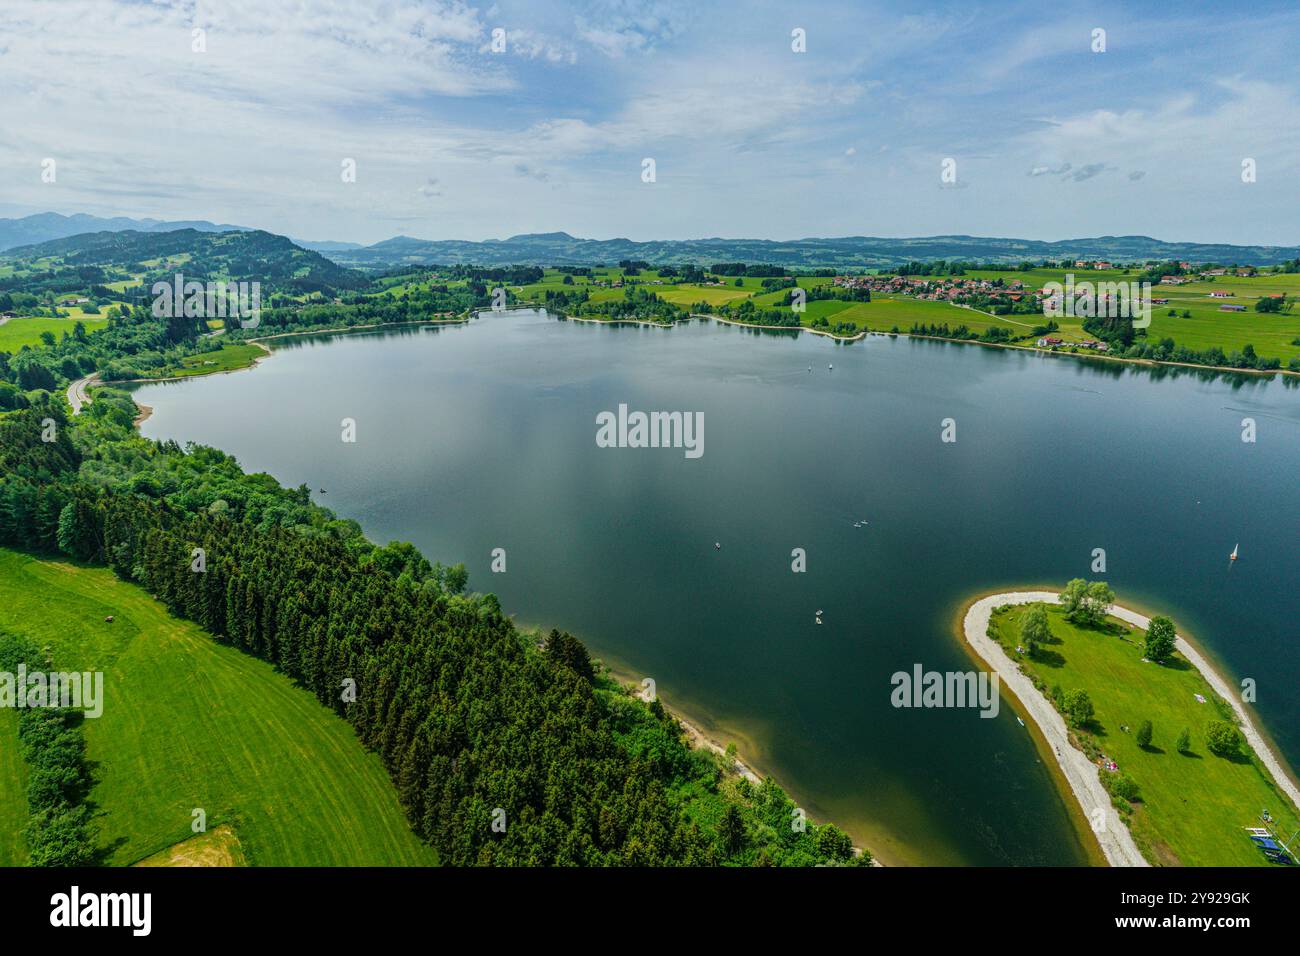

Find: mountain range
<box><xmin>5</xmin><ymin>214</ymin><xmax>1300</xmax><ymax>269</ymax></box>
<box><xmin>0</xmin><ymin>212</ymin><xmax>251</xmax><ymax>252</ymax></box>
<box><xmin>306</xmin><ymin>231</ymin><xmax>1300</xmax><ymax>270</ymax></box>
<box><xmin>2</xmin><ymin>229</ymin><xmax>366</xmax><ymax>291</ymax></box>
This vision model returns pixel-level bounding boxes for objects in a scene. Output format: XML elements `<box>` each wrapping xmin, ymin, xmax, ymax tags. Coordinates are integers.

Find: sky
<box><xmin>0</xmin><ymin>0</ymin><xmax>1297</xmax><ymax>246</ymax></box>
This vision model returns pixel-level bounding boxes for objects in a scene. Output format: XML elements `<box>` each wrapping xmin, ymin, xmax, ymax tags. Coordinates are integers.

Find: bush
<box><xmin>1064</xmin><ymin>689</ymin><xmax>1094</xmax><ymax>727</ymax></box>
<box><xmin>1103</xmin><ymin>772</ymin><xmax>1141</xmax><ymax>803</ymax></box>
<box><xmin>1144</xmin><ymin>616</ymin><xmax>1176</xmax><ymax>662</ymax></box>
<box><xmin>1205</xmin><ymin>720</ymin><xmax>1241</xmax><ymax>757</ymax></box>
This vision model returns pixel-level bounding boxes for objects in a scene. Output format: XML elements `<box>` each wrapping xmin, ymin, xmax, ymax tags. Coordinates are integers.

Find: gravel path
<box><xmin>965</xmin><ymin>590</ymin><xmax>1300</xmax><ymax>867</ymax></box>
<box><xmin>963</xmin><ymin>591</ymin><xmax>1149</xmax><ymax>867</ymax></box>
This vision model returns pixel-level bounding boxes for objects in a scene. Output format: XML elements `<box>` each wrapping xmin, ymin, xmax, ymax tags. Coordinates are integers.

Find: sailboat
<box><xmin>1230</xmin><ymin>543</ymin><xmax>1239</xmax><ymax>561</ymax></box>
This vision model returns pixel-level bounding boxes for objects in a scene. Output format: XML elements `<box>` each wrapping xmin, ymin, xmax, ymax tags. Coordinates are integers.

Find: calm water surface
<box><xmin>132</xmin><ymin>311</ymin><xmax>1300</xmax><ymax>865</ymax></box>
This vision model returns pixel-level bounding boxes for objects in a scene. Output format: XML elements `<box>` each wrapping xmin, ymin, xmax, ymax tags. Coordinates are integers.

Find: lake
<box><xmin>132</xmin><ymin>310</ymin><xmax>1300</xmax><ymax>865</ymax></box>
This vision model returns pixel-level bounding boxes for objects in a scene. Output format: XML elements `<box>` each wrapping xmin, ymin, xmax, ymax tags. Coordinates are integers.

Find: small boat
<box><xmin>828</xmin><ymin>363</ymin><xmax>833</xmax><ymax>370</ymax></box>
<box><xmin>1016</xmin><ymin>716</ymin><xmax>1025</xmax><ymax>727</ymax></box>
<box><xmin>319</xmin><ymin>488</ymin><xmax>327</xmax><ymax>494</ymax></box>
<box><xmin>816</xmin><ymin>609</ymin><xmax>824</xmax><ymax>615</ymax></box>
<box><xmin>815</xmin><ymin>617</ymin><xmax>823</xmax><ymax>625</ymax></box>
<box><xmin>1230</xmin><ymin>543</ymin><xmax>1239</xmax><ymax>561</ymax></box>
<box><xmin>714</xmin><ymin>542</ymin><xmax>721</xmax><ymax>550</ymax></box>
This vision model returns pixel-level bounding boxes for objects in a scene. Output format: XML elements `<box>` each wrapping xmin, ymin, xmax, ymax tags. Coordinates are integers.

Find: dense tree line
<box><xmin>575</xmin><ymin>287</ymin><xmax>689</xmax><ymax>325</ymax></box>
<box><xmin>908</xmin><ymin>322</ymin><xmax>1018</xmax><ymax>343</ymax></box>
<box><xmin>0</xmin><ymin>632</ymin><xmax>97</xmax><ymax>866</ymax></box>
<box><xmin>709</xmin><ymin>263</ymin><xmax>789</xmax><ymax>277</ymax></box>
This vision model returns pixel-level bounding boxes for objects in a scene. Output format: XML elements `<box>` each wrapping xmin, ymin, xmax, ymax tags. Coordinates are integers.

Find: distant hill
<box><xmin>317</xmin><ymin>232</ymin><xmax>1300</xmax><ymax>270</ymax></box>
<box><xmin>3</xmin><ymin>229</ymin><xmax>367</xmax><ymax>292</ymax></box>
<box><xmin>0</xmin><ymin>212</ymin><xmax>250</xmax><ymax>252</ymax></box>
<box><xmin>294</xmin><ymin>239</ymin><xmax>365</xmax><ymax>253</ymax></box>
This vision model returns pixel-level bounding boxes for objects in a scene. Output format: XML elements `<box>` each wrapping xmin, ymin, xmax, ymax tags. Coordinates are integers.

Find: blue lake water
<box><xmin>132</xmin><ymin>310</ymin><xmax>1300</xmax><ymax>864</ymax></box>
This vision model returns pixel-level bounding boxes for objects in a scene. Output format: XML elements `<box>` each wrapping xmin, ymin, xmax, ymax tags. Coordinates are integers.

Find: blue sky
<box><xmin>1</xmin><ymin>0</ymin><xmax>1297</xmax><ymax>245</ymax></box>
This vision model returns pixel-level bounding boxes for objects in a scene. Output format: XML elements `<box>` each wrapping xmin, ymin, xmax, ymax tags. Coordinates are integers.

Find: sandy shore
<box><xmin>961</xmin><ymin>590</ymin><xmax>1300</xmax><ymax>867</ymax></box>
<box><xmin>603</xmin><ymin>667</ymin><xmax>880</xmax><ymax>864</ymax></box>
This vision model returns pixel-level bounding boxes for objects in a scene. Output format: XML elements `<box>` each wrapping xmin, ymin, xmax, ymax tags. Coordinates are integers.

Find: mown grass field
<box><xmin>0</xmin><ymin>709</ymin><xmax>27</xmax><ymax>866</ymax></box>
<box><xmin>989</xmin><ymin>603</ymin><xmax>1300</xmax><ymax>866</ymax></box>
<box><xmin>1145</xmin><ymin>306</ymin><xmax>1300</xmax><ymax>362</ymax></box>
<box><xmin>0</xmin><ymin>548</ymin><xmax>437</xmax><ymax>866</ymax></box>
<box><xmin>175</xmin><ymin>342</ymin><xmax>266</xmax><ymax>377</ymax></box>
<box><xmin>0</xmin><ymin>315</ymin><xmax>109</xmax><ymax>352</ymax></box>
<box><xmin>964</xmin><ymin>268</ymin><xmax>1300</xmax><ymax>361</ymax></box>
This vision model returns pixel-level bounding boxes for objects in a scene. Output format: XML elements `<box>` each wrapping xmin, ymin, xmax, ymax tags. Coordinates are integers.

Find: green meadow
<box><xmin>174</xmin><ymin>342</ymin><xmax>266</xmax><ymax>377</ymax></box>
<box><xmin>0</xmin><ymin>709</ymin><xmax>27</xmax><ymax>866</ymax></box>
<box><xmin>0</xmin><ymin>316</ymin><xmax>110</xmax><ymax>352</ymax></box>
<box><xmin>989</xmin><ymin>602</ymin><xmax>1300</xmax><ymax>866</ymax></box>
<box><xmin>0</xmin><ymin>549</ymin><xmax>437</xmax><ymax>866</ymax></box>
<box><xmin>963</xmin><ymin>268</ymin><xmax>1300</xmax><ymax>361</ymax></box>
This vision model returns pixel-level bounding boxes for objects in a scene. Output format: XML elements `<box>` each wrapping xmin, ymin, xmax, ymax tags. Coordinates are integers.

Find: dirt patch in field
<box><xmin>133</xmin><ymin>824</ymin><xmax>246</xmax><ymax>867</ymax></box>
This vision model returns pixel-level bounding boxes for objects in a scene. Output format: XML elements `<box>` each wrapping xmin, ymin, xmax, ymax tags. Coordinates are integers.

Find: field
<box><xmin>0</xmin><ymin>315</ymin><xmax>109</xmax><ymax>352</ymax></box>
<box><xmin>989</xmin><ymin>603</ymin><xmax>1300</xmax><ymax>866</ymax></box>
<box><xmin>0</xmin><ymin>549</ymin><xmax>437</xmax><ymax>866</ymax></box>
<box><xmin>174</xmin><ymin>342</ymin><xmax>266</xmax><ymax>377</ymax></box>
<box><xmin>0</xmin><ymin>709</ymin><xmax>26</xmax><ymax>866</ymax></box>
<box><xmin>134</xmin><ymin>824</ymin><xmax>246</xmax><ymax>866</ymax></box>
<box><xmin>966</xmin><ymin>267</ymin><xmax>1300</xmax><ymax>362</ymax></box>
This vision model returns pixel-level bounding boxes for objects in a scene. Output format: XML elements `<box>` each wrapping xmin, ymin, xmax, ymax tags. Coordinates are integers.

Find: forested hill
<box><xmin>0</xmin><ymin>212</ymin><xmax>250</xmax><ymax>253</ymax></box>
<box><xmin>3</xmin><ymin>229</ymin><xmax>368</xmax><ymax>292</ymax></box>
<box><xmin>319</xmin><ymin>231</ymin><xmax>1300</xmax><ymax>270</ymax></box>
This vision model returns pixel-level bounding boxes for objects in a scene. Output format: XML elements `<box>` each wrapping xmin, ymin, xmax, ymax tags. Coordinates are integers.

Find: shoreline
<box><xmin>597</xmin><ymin>656</ymin><xmax>882</xmax><ymax>865</ymax></box>
<box><xmin>564</xmin><ymin>306</ymin><xmax>1296</xmax><ymax>378</ymax></box>
<box><xmin>84</xmin><ymin>319</ymin><xmax>468</xmax><ymax>421</ymax></box>
<box><xmin>958</xmin><ymin>589</ymin><xmax>1300</xmax><ymax>867</ymax></box>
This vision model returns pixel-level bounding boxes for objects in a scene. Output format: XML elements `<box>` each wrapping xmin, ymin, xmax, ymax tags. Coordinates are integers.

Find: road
<box><xmin>67</xmin><ymin>373</ymin><xmax>100</xmax><ymax>415</ymax></box>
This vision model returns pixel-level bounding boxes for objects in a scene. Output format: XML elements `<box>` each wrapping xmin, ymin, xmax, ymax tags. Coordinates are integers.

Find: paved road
<box><xmin>67</xmin><ymin>373</ymin><xmax>100</xmax><ymax>415</ymax></box>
